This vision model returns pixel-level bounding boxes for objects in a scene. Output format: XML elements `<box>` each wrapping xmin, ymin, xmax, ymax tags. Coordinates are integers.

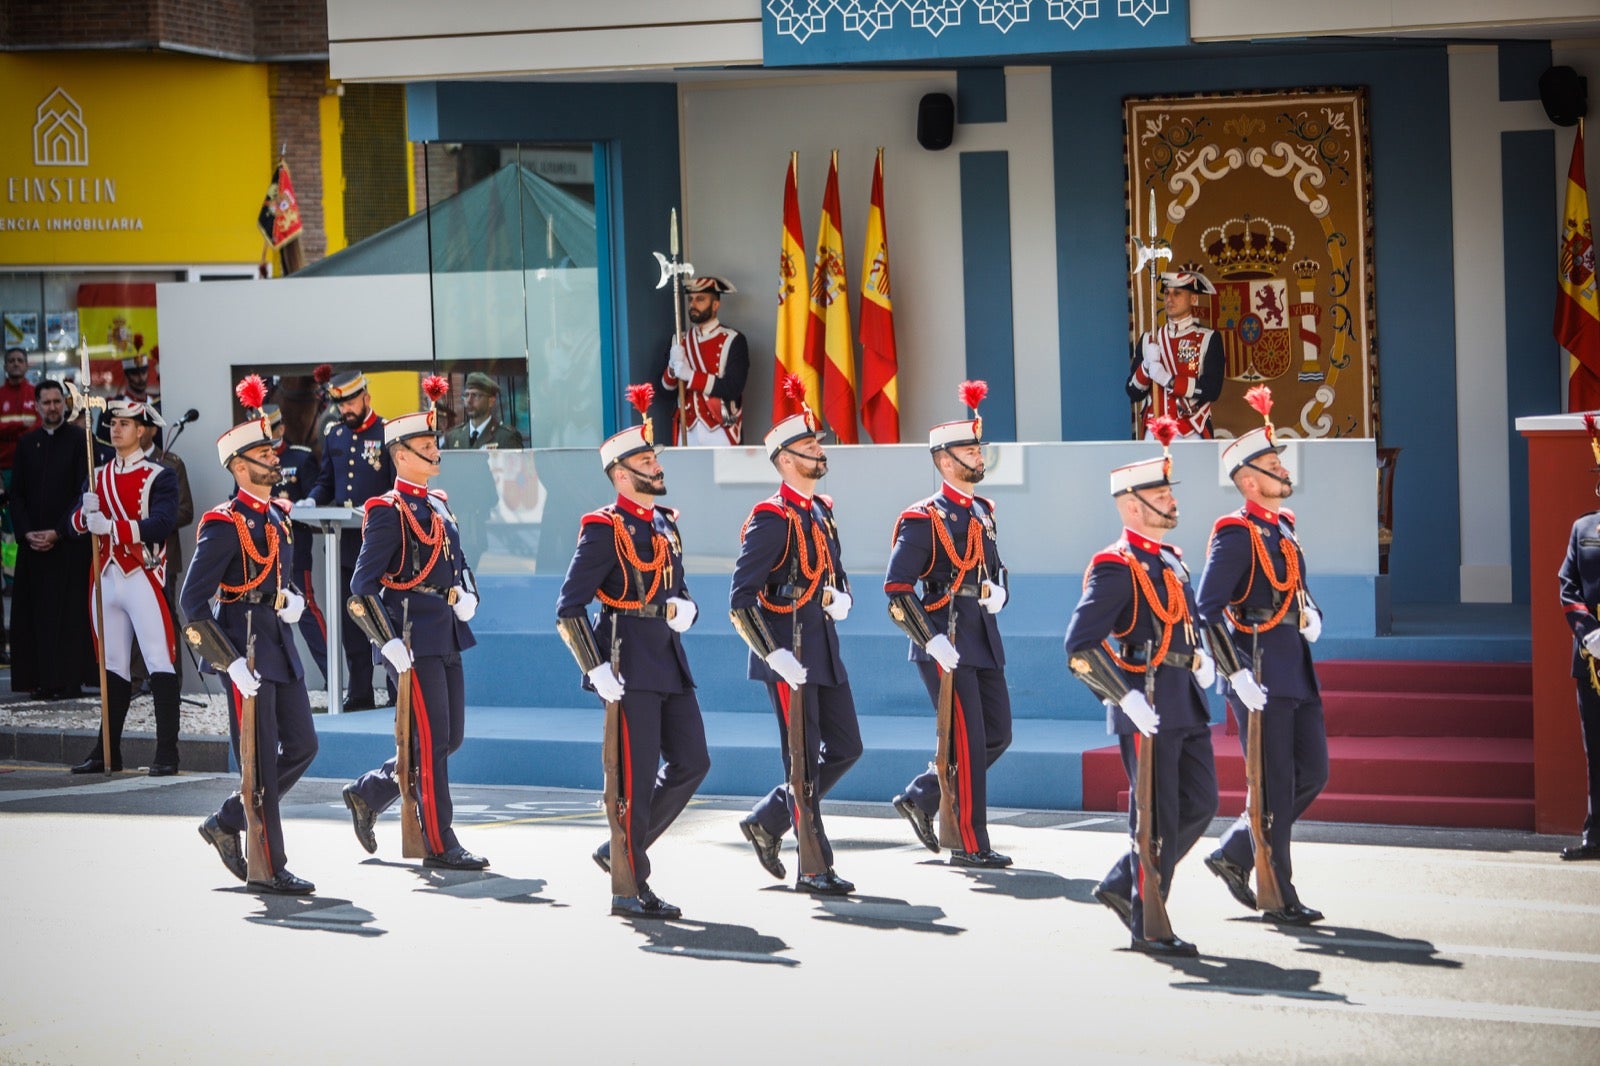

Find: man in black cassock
<box><xmin>10</xmin><ymin>380</ymin><xmax>93</xmax><ymax>699</ymax></box>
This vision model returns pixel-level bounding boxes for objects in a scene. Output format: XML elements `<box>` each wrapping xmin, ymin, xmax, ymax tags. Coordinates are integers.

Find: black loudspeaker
<box><xmin>1539</xmin><ymin>66</ymin><xmax>1588</xmax><ymax>127</ymax></box>
<box><xmin>917</xmin><ymin>92</ymin><xmax>955</xmax><ymax>151</ymax></box>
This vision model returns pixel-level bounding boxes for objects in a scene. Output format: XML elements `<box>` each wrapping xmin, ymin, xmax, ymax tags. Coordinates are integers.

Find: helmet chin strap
<box><xmin>939</xmin><ymin>445</ymin><xmax>985</xmax><ymax>482</ymax></box>
<box><xmin>1129</xmin><ymin>488</ymin><xmax>1178</xmax><ymax>523</ymax></box>
<box><xmin>236</xmin><ymin>453</ymin><xmax>281</xmax><ymax>480</ymax></box>
<box><xmin>1242</xmin><ymin>458</ymin><xmax>1293</xmax><ymax>488</ymax></box>
<box><xmin>396</xmin><ymin>439</ymin><xmax>441</xmax><ymax>466</ymax></box>
<box><xmin>617</xmin><ymin>456</ymin><xmax>666</xmax><ymax>493</ymax></box>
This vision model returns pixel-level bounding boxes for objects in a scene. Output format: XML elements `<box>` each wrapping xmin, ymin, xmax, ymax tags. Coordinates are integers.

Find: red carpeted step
<box><xmin>1315</xmin><ymin>660</ymin><xmax>1530</xmax><ymax>695</ymax></box>
<box><xmin>1104</xmin><ymin>789</ymin><xmax>1535</xmax><ymax>830</ymax></box>
<box><xmin>1319</xmin><ymin>691</ymin><xmax>1531</xmax><ymax>738</ymax></box>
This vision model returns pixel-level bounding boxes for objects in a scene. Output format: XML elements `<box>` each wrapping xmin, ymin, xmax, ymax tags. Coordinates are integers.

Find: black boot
<box><xmin>73</xmin><ymin>674</ymin><xmax>133</xmax><ymax>772</ymax></box>
<box><xmin>148</xmin><ymin>672</ymin><xmax>181</xmax><ymax>775</ymax></box>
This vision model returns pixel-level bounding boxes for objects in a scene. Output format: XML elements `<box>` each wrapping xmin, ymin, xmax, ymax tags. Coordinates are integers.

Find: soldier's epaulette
<box><xmin>1166</xmin><ymin>544</ymin><xmax>1184</xmax><ymax>558</ymax></box>
<box><xmin>198</xmin><ymin>505</ymin><xmax>235</xmax><ymax>528</ymax></box>
<box><xmin>270</xmin><ymin>498</ymin><xmax>293</xmax><ymax>515</ymax></box>
<box><xmin>658</xmin><ymin>505</ymin><xmax>680</xmax><ymax>522</ymax></box>
<box><xmin>750</xmin><ymin>499</ymin><xmax>787</xmax><ymax>520</ymax></box>
<box><xmin>1213</xmin><ymin>514</ymin><xmax>1250</xmax><ymax>533</ymax></box>
<box><xmin>580</xmin><ymin>507</ymin><xmax>616</xmax><ymax>529</ymax></box>
<box><xmin>364</xmin><ymin>493</ymin><xmax>397</xmax><ymax>513</ymax></box>
<box><xmin>322</xmin><ymin>420</ymin><xmax>337</xmax><ymax>436</ymax></box>
<box><xmin>1280</xmin><ymin>508</ymin><xmax>1296</xmax><ymax>526</ymax></box>
<box><xmin>288</xmin><ymin>443</ymin><xmax>313</xmax><ymax>455</ymax></box>
<box><xmin>1091</xmin><ymin>548</ymin><xmax>1131</xmax><ymax>567</ymax></box>
<box><xmin>817</xmin><ymin>493</ymin><xmax>834</xmax><ymax>510</ymax></box>
<box><xmin>430</xmin><ymin>488</ymin><xmax>449</xmax><ymax>503</ymax></box>
<box><xmin>975</xmin><ymin>494</ymin><xmax>996</xmax><ymax>511</ymax></box>
<box><xmin>899</xmin><ymin>505</ymin><xmax>933</xmax><ymax>522</ymax></box>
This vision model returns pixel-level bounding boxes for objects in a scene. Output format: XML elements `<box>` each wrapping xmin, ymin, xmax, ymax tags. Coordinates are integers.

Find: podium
<box><xmin>1515</xmin><ymin>414</ymin><xmax>1591</xmax><ymax>834</ymax></box>
<box><xmin>294</xmin><ymin>506</ymin><xmax>362</xmax><ymax>715</ymax></box>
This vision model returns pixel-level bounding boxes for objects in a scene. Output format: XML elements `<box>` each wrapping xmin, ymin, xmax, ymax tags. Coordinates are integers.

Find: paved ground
<box><xmin>0</xmin><ymin>762</ymin><xmax>1596</xmax><ymax>1065</ymax></box>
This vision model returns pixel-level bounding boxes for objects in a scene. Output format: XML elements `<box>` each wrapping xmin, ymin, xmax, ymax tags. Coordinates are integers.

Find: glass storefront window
<box><xmin>0</xmin><ymin>270</ymin><xmax>181</xmax><ymax>396</ymax></box>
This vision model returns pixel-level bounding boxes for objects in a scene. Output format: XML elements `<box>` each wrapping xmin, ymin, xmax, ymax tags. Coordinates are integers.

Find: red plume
<box><xmin>1586</xmin><ymin>413</ymin><xmax>1598</xmax><ymax>436</ymax></box>
<box><xmin>1244</xmin><ymin>384</ymin><xmax>1274</xmax><ymax>419</ymax></box>
<box><xmin>1151</xmin><ymin>416</ymin><xmax>1180</xmax><ymax>448</ymax></box>
<box><xmin>312</xmin><ymin>363</ymin><xmax>333</xmax><ymax>385</ymax></box>
<box><xmin>782</xmin><ymin>373</ymin><xmax>807</xmax><ymax>404</ymax></box>
<box><xmin>959</xmin><ymin>380</ymin><xmax>989</xmax><ymax>412</ymax></box>
<box><xmin>132</xmin><ymin>332</ymin><xmax>144</xmax><ymax>352</ymax></box>
<box><xmin>235</xmin><ymin>374</ymin><xmax>267</xmax><ymax>412</ymax></box>
<box><xmin>626</xmin><ymin>383</ymin><xmax>655</xmax><ymax>416</ymax></box>
<box><xmin>422</xmin><ymin>374</ymin><xmax>449</xmax><ymax>404</ymax></box>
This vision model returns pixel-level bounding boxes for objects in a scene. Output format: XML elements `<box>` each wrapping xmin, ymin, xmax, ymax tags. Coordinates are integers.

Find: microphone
<box><xmin>177</xmin><ymin>408</ymin><xmax>199</xmax><ymax>426</ymax></box>
<box><xmin>164</xmin><ymin>408</ymin><xmax>201</xmax><ymax>452</ymax></box>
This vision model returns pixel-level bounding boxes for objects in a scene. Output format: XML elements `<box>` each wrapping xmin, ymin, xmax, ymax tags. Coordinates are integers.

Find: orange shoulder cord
<box><xmin>380</xmin><ymin>499</ymin><xmax>446</xmax><ymax>591</ymax></box>
<box><xmin>1223</xmin><ymin>522</ymin><xmax>1302</xmax><ymax>635</ymax></box>
<box><xmin>217</xmin><ymin>511</ymin><xmax>281</xmax><ymax>601</ymax></box>
<box><xmin>757</xmin><ymin>509</ymin><xmax>832</xmax><ymax>614</ymax></box>
<box><xmin>1100</xmin><ymin>549</ymin><xmax>1191</xmax><ymax>673</ymax></box>
<box><xmin>923</xmin><ymin>506</ymin><xmax>984</xmax><ymax>611</ymax></box>
<box><xmin>596</xmin><ymin>512</ymin><xmax>669</xmax><ymax>610</ymax></box>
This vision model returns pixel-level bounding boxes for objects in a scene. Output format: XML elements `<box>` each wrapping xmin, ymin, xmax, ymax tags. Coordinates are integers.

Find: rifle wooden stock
<box><xmin>602</xmin><ymin>633</ymin><xmax>638</xmax><ymax>897</ymax></box>
<box><xmin>788</xmin><ymin>623</ymin><xmax>827</xmax><ymax>877</ymax></box>
<box><xmin>396</xmin><ymin>605</ymin><xmax>424</xmax><ymax>859</ymax></box>
<box><xmin>239</xmin><ymin>617</ymin><xmax>271</xmax><ymax>882</ymax></box>
<box><xmin>1134</xmin><ymin>638</ymin><xmax>1175</xmax><ymax>941</ymax></box>
<box><xmin>1246</xmin><ymin>636</ymin><xmax>1285</xmax><ymax>911</ymax></box>
<box><xmin>934</xmin><ymin>665</ymin><xmax>962</xmax><ymax>850</ymax></box>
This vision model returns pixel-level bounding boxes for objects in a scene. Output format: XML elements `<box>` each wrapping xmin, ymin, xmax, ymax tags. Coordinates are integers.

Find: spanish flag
<box><xmin>1557</xmin><ymin>121</ymin><xmax>1600</xmax><ymax>411</ymax></box>
<box><xmin>804</xmin><ymin>150</ymin><xmax>859</xmax><ymax>444</ymax></box>
<box><xmin>773</xmin><ymin>152</ymin><xmax>820</xmax><ymax>422</ymax></box>
<box><xmin>859</xmin><ymin>148</ymin><xmax>901</xmax><ymax>444</ymax></box>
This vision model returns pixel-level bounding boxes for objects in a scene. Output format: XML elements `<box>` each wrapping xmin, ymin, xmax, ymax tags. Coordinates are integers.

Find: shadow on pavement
<box><xmin>1271</xmin><ymin>923</ymin><xmax>1464</xmax><ymax>968</ymax></box>
<box><xmin>410</xmin><ymin>867</ymin><xmax>558</xmax><ymax>905</ymax></box>
<box><xmin>808</xmin><ymin>893</ymin><xmax>965</xmax><ymax>936</ymax></box>
<box><xmin>239</xmin><ymin>892</ymin><xmax>385</xmax><ymax>937</ymax></box>
<box><xmin>623</xmin><ymin>917</ymin><xmax>799</xmax><ymax>965</ymax></box>
<box><xmin>952</xmin><ymin>866</ymin><xmax>1079</xmax><ymax>901</ymax></box>
<box><xmin>1152</xmin><ymin>952</ymin><xmax>1348</xmax><ymax>1002</ymax></box>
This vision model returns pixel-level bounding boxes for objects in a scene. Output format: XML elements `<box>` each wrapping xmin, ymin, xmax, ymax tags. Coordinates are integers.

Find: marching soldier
<box><xmin>187</xmin><ymin>379</ymin><xmax>318</xmax><ymax>895</ymax></box>
<box><xmin>1127</xmin><ymin>271</ymin><xmax>1224</xmax><ymax>440</ymax></box>
<box><xmin>338</xmin><ymin>378</ymin><xmax>488</xmax><ymax>871</ymax></box>
<box><xmin>1196</xmin><ymin>385</ymin><xmax>1330</xmax><ymax>921</ymax></box>
<box><xmin>885</xmin><ymin>381</ymin><xmax>1014</xmax><ymax>868</ymax></box>
<box><xmin>1063</xmin><ymin>418</ymin><xmax>1220</xmax><ymax>957</ymax></box>
<box><xmin>263</xmin><ymin>404</ymin><xmax>328</xmax><ymax>678</ymax></box>
<box><xmin>555</xmin><ymin>384</ymin><xmax>709</xmax><ymax>919</ymax></box>
<box><xmin>68</xmin><ymin>398</ymin><xmax>183</xmax><ymax>776</ymax></box>
<box><xmin>660</xmin><ymin>276</ymin><xmax>748</xmax><ymax>445</ymax></box>
<box><xmin>296</xmin><ymin>369</ymin><xmax>393</xmax><ymax>710</ymax></box>
<box><xmin>729</xmin><ymin>377</ymin><xmax>862</xmax><ymax>894</ymax></box>
<box><xmin>1553</xmin><ymin>414</ymin><xmax>1600</xmax><ymax>862</ymax></box>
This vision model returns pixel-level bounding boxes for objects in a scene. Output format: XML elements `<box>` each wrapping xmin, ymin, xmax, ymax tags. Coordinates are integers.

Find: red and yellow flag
<box><xmin>804</xmin><ymin>151</ymin><xmax>859</xmax><ymax>443</ymax></box>
<box><xmin>773</xmin><ymin>152</ymin><xmax>819</xmax><ymax>422</ymax></box>
<box><xmin>1558</xmin><ymin>121</ymin><xmax>1600</xmax><ymax>411</ymax></box>
<box><xmin>859</xmin><ymin>148</ymin><xmax>901</xmax><ymax>444</ymax></box>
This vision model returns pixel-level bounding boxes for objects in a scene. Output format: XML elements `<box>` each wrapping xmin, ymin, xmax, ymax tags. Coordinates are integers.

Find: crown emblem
<box><xmin>1200</xmin><ymin>215</ymin><xmax>1295</xmax><ymax>280</ymax></box>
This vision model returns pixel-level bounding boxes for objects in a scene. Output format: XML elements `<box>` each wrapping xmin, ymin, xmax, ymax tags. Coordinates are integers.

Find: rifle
<box><xmin>601</xmin><ymin>631</ymin><xmax>638</xmax><ymax>897</ymax></box>
<box><xmin>934</xmin><ymin>604</ymin><xmax>962</xmax><ymax>850</ymax></box>
<box><xmin>1134</xmin><ymin>637</ymin><xmax>1175</xmax><ymax>941</ymax></box>
<box><xmin>1246</xmin><ymin>634</ymin><xmax>1286</xmax><ymax>911</ymax></box>
<box><xmin>239</xmin><ymin>614</ymin><xmax>271</xmax><ymax>882</ymax></box>
<box><xmin>396</xmin><ymin>600</ymin><xmax>424</xmax><ymax>859</ymax></box>
<box><xmin>788</xmin><ymin>619</ymin><xmax>827</xmax><ymax>878</ymax></box>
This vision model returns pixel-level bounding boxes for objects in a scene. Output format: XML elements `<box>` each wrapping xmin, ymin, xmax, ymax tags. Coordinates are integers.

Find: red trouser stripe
<box><xmin>1134</xmin><ymin>733</ymin><xmax>1146</xmax><ymax>899</ymax></box>
<box><xmin>620</xmin><ymin>712</ymin><xmax>638</xmax><ymax>880</ymax></box>
<box><xmin>300</xmin><ymin>569</ymin><xmax>327</xmax><ymax>639</ymax></box>
<box><xmin>410</xmin><ymin>673</ymin><xmax>446</xmax><ymax>855</ymax></box>
<box><xmin>952</xmin><ymin>688</ymin><xmax>979</xmax><ymax>853</ymax></box>
<box><xmin>139</xmin><ymin>566</ymin><xmax>177</xmax><ymax>663</ymax></box>
<box><xmin>231</xmin><ymin>682</ymin><xmax>274</xmax><ymax>873</ymax></box>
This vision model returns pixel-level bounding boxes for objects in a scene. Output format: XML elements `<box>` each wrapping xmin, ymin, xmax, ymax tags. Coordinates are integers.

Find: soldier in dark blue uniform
<box><xmin>556</xmin><ymin>386</ymin><xmax>709</xmax><ymax>919</ymax></box>
<box><xmin>1196</xmin><ymin>388</ymin><xmax>1330</xmax><ymax>921</ymax></box>
<box><xmin>296</xmin><ymin>369</ymin><xmax>392</xmax><ymax>709</ymax></box>
<box><xmin>1063</xmin><ymin>426</ymin><xmax>1220</xmax><ymax>957</ymax></box>
<box><xmin>263</xmin><ymin>404</ymin><xmax>328</xmax><ymax>678</ymax></box>
<box><xmin>884</xmin><ymin>381</ymin><xmax>1014</xmax><ymax>868</ymax></box>
<box><xmin>729</xmin><ymin>390</ymin><xmax>862</xmax><ymax>894</ymax></box>
<box><xmin>187</xmin><ymin>388</ymin><xmax>318</xmax><ymax>895</ymax></box>
<box><xmin>1555</xmin><ymin>414</ymin><xmax>1600</xmax><ymax>862</ymax></box>
<box><xmin>338</xmin><ymin>391</ymin><xmax>488</xmax><ymax>871</ymax></box>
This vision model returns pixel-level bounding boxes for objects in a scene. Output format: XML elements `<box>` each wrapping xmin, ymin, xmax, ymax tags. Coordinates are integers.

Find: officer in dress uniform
<box><xmin>660</xmin><ymin>276</ymin><xmax>749</xmax><ymax>446</ymax></box>
<box><xmin>262</xmin><ymin>404</ymin><xmax>328</xmax><ymax>678</ymax></box>
<box><xmin>1196</xmin><ymin>386</ymin><xmax>1330</xmax><ymax>922</ymax></box>
<box><xmin>68</xmin><ymin>398</ymin><xmax>183</xmax><ymax>776</ymax></box>
<box><xmin>1062</xmin><ymin>420</ymin><xmax>1220</xmax><ymax>957</ymax></box>
<box><xmin>729</xmin><ymin>381</ymin><xmax>862</xmax><ymax>895</ymax></box>
<box><xmin>442</xmin><ymin>372</ymin><xmax>524</xmax><ymax>450</ymax></box>
<box><xmin>556</xmin><ymin>384</ymin><xmax>710</xmax><ymax>919</ymax></box>
<box><xmin>885</xmin><ymin>382</ymin><xmax>1015</xmax><ymax>868</ymax></box>
<box><xmin>1554</xmin><ymin>414</ymin><xmax>1600</xmax><ymax>862</ymax></box>
<box><xmin>338</xmin><ymin>383</ymin><xmax>488</xmax><ymax>871</ymax></box>
<box><xmin>1127</xmin><ymin>271</ymin><xmax>1224</xmax><ymax>440</ymax></box>
<box><xmin>187</xmin><ymin>382</ymin><xmax>318</xmax><ymax>895</ymax></box>
<box><xmin>296</xmin><ymin>369</ymin><xmax>393</xmax><ymax>710</ymax></box>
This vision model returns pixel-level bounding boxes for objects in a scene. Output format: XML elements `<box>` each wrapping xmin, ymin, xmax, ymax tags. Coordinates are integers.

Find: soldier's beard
<box><xmin>687</xmin><ymin>306</ymin><xmax>713</xmax><ymax>325</ymax></box>
<box><xmin>250</xmin><ymin>465</ymin><xmax>281</xmax><ymax>488</ymax></box>
<box><xmin>630</xmin><ymin>470</ymin><xmax>667</xmax><ymax>496</ymax></box>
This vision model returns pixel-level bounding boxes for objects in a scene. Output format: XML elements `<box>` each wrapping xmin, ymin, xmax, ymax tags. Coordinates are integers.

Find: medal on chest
<box><xmin>362</xmin><ymin>438</ymin><xmax>382</xmax><ymax>470</ymax></box>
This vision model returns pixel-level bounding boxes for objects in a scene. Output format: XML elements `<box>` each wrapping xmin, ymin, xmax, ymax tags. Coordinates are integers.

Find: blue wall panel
<box><xmin>959</xmin><ymin>150</ymin><xmax>1017</xmax><ymax>441</ymax></box>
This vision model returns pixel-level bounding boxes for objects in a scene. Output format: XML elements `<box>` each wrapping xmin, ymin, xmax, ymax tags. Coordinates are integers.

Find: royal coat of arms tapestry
<box><xmin>1124</xmin><ymin>88</ymin><xmax>1378</xmax><ymax>440</ymax></box>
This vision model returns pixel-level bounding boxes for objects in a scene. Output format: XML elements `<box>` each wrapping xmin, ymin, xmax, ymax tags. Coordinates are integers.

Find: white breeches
<box><xmin>93</xmin><ymin>566</ymin><xmax>174</xmax><ymax>680</ymax></box>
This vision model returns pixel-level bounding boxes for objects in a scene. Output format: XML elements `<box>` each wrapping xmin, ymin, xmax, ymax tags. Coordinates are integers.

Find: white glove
<box><xmin>978</xmin><ymin>582</ymin><xmax>1008</xmax><ymax>615</ymax></box>
<box><xmin>292</xmin><ymin>497</ymin><xmax>316</xmax><ymax>510</ymax></box>
<box><xmin>1193</xmin><ymin>647</ymin><xmax>1216</xmax><ymax>688</ymax></box>
<box><xmin>82</xmin><ymin>491</ymin><xmax>101</xmax><ymax>514</ymax></box>
<box><xmin>668</xmin><ymin>342</ymin><xmax>693</xmax><ymax>381</ymax></box>
<box><xmin>276</xmin><ymin>588</ymin><xmax>305</xmax><ymax>625</ymax></box>
<box><xmin>822</xmin><ymin>587</ymin><xmax>851</xmax><ymax>622</ymax></box>
<box><xmin>1301</xmin><ymin>605</ymin><xmax>1322</xmax><ymax>644</ymax></box>
<box><xmin>1228</xmin><ymin>668</ymin><xmax>1268</xmax><ymax>712</ymax></box>
<box><xmin>452</xmin><ymin>586</ymin><xmax>479</xmax><ymax>622</ymax></box>
<box><xmin>226</xmin><ymin>657</ymin><xmax>261</xmax><ymax>698</ymax></box>
<box><xmin>764</xmin><ymin>648</ymin><xmax>807</xmax><ymax>689</ymax></box>
<box><xmin>1118</xmin><ymin>691</ymin><xmax>1158</xmax><ymax>736</ymax></box>
<box><xmin>665</xmin><ymin>596</ymin><xmax>696</xmax><ymax>632</ymax></box>
<box><xmin>925</xmin><ymin>634</ymin><xmax>960</xmax><ymax>673</ymax></box>
<box><xmin>1583</xmin><ymin>630</ymin><xmax>1600</xmax><ymax>658</ymax></box>
<box><xmin>1146</xmin><ymin>358</ymin><xmax>1174</xmax><ymax>389</ymax></box>
<box><xmin>380</xmin><ymin>637</ymin><xmax>413</xmax><ymax>674</ymax></box>
<box><xmin>84</xmin><ymin>510</ymin><xmax>113</xmax><ymax>537</ymax></box>
<box><xmin>587</xmin><ymin>662</ymin><xmax>625</xmax><ymax>703</ymax></box>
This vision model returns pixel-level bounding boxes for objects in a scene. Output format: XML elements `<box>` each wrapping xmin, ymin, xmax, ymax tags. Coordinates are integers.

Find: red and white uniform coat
<box><xmin>1127</xmin><ymin>319</ymin><xmax>1225</xmax><ymax>439</ymax></box>
<box><xmin>661</xmin><ymin>320</ymin><xmax>749</xmax><ymax>445</ymax></box>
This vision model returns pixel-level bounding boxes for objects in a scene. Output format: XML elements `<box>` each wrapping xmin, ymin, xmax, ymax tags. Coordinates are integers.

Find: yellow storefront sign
<box><xmin>0</xmin><ymin>53</ymin><xmax>271</xmax><ymax>265</ymax></box>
